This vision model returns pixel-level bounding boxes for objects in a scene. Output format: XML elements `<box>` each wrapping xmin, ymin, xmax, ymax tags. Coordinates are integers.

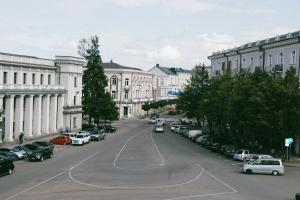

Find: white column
<box><xmin>0</xmin><ymin>95</ymin><xmax>4</xmax><ymax>143</ymax></box>
<box><xmin>33</xmin><ymin>94</ymin><xmax>42</xmax><ymax>136</ymax></box>
<box><xmin>15</xmin><ymin>95</ymin><xmax>24</xmax><ymax>140</ymax></box>
<box><xmin>42</xmin><ymin>94</ymin><xmax>50</xmax><ymax>134</ymax></box>
<box><xmin>57</xmin><ymin>94</ymin><xmax>64</xmax><ymax>131</ymax></box>
<box><xmin>4</xmin><ymin>95</ymin><xmax>14</xmax><ymax>142</ymax></box>
<box><xmin>24</xmin><ymin>95</ymin><xmax>33</xmax><ymax>138</ymax></box>
<box><xmin>49</xmin><ymin>94</ymin><xmax>58</xmax><ymax>133</ymax></box>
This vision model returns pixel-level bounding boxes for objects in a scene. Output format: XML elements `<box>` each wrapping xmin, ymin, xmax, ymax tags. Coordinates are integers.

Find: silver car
<box><xmin>0</xmin><ymin>147</ymin><xmax>27</xmax><ymax>159</ymax></box>
<box><xmin>233</xmin><ymin>149</ymin><xmax>251</xmax><ymax>161</ymax></box>
<box><xmin>241</xmin><ymin>158</ymin><xmax>284</xmax><ymax>176</ymax></box>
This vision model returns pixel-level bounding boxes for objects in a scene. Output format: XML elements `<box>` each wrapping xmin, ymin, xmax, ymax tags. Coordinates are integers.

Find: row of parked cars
<box><xmin>0</xmin><ymin>124</ymin><xmax>117</xmax><ymax>177</ymax></box>
<box><xmin>169</xmin><ymin>121</ymin><xmax>284</xmax><ymax>176</ymax></box>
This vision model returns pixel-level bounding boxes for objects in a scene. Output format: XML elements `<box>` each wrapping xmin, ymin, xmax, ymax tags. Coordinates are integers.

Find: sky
<box><xmin>0</xmin><ymin>0</ymin><xmax>299</xmax><ymax>70</ymax></box>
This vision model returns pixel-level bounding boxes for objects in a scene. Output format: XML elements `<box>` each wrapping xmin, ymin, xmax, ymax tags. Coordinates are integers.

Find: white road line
<box><xmin>202</xmin><ymin>168</ymin><xmax>238</xmax><ymax>193</ymax></box>
<box><xmin>162</xmin><ymin>191</ymin><xmax>236</xmax><ymax>200</ymax></box>
<box><xmin>150</xmin><ymin>130</ymin><xmax>166</xmax><ymax>166</ymax></box>
<box><xmin>69</xmin><ymin>164</ymin><xmax>204</xmax><ymax>189</ymax></box>
<box><xmin>4</xmin><ymin>171</ymin><xmax>66</xmax><ymax>200</ymax></box>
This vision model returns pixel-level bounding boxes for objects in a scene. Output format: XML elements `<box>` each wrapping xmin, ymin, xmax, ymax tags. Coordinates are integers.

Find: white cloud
<box><xmin>162</xmin><ymin>0</ymin><xmax>215</xmax><ymax>13</ymax></box>
<box><xmin>146</xmin><ymin>45</ymin><xmax>182</xmax><ymax>62</ymax></box>
<box><xmin>109</xmin><ymin>0</ymin><xmax>157</xmax><ymax>7</ymax></box>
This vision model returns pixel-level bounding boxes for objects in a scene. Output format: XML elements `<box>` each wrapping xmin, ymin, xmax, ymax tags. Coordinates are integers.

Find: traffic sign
<box><xmin>285</xmin><ymin>138</ymin><xmax>294</xmax><ymax>147</ymax></box>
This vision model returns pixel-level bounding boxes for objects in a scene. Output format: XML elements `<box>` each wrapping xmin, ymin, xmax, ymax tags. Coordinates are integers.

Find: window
<box><xmin>14</xmin><ymin>72</ymin><xmax>17</xmax><ymax>84</ymax></box>
<box><xmin>242</xmin><ymin>58</ymin><xmax>246</xmax><ymax>68</ymax></box>
<box><xmin>73</xmin><ymin>96</ymin><xmax>76</xmax><ymax>105</ymax></box>
<box><xmin>250</xmin><ymin>57</ymin><xmax>254</xmax><ymax>67</ymax></box>
<box><xmin>3</xmin><ymin>72</ymin><xmax>7</xmax><ymax>84</ymax></box>
<box><xmin>112</xmin><ymin>91</ymin><xmax>117</xmax><ymax>99</ymax></box>
<box><xmin>125</xmin><ymin>78</ymin><xmax>129</xmax><ymax>86</ymax></box>
<box><xmin>269</xmin><ymin>54</ymin><xmax>272</xmax><ymax>66</ymax></box>
<box><xmin>259</xmin><ymin>56</ymin><xmax>263</xmax><ymax>67</ymax></box>
<box><xmin>40</xmin><ymin>74</ymin><xmax>44</xmax><ymax>85</ymax></box>
<box><xmin>32</xmin><ymin>74</ymin><xmax>36</xmax><ymax>85</ymax></box>
<box><xmin>23</xmin><ymin>73</ymin><xmax>27</xmax><ymax>84</ymax></box>
<box><xmin>112</xmin><ymin>77</ymin><xmax>117</xmax><ymax>85</ymax></box>
<box><xmin>291</xmin><ymin>50</ymin><xmax>296</xmax><ymax>65</ymax></box>
<box><xmin>125</xmin><ymin>91</ymin><xmax>128</xmax><ymax>99</ymax></box>
<box><xmin>73</xmin><ymin>117</ymin><xmax>77</xmax><ymax>129</ymax></box>
<box><xmin>279</xmin><ymin>52</ymin><xmax>283</xmax><ymax>65</ymax></box>
<box><xmin>48</xmin><ymin>74</ymin><xmax>51</xmax><ymax>85</ymax></box>
<box><xmin>236</xmin><ymin>60</ymin><xmax>239</xmax><ymax>68</ymax></box>
<box><xmin>74</xmin><ymin>77</ymin><xmax>77</xmax><ymax>87</ymax></box>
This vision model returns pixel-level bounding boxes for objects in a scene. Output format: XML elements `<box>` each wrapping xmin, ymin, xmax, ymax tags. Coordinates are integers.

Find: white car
<box><xmin>148</xmin><ymin>118</ymin><xmax>157</xmax><ymax>124</ymax></box>
<box><xmin>72</xmin><ymin>134</ymin><xmax>90</xmax><ymax>145</ymax></box>
<box><xmin>156</xmin><ymin>118</ymin><xmax>166</xmax><ymax>126</ymax></box>
<box><xmin>78</xmin><ymin>131</ymin><xmax>91</xmax><ymax>141</ymax></box>
<box><xmin>154</xmin><ymin>125</ymin><xmax>164</xmax><ymax>133</ymax></box>
<box><xmin>188</xmin><ymin>130</ymin><xmax>202</xmax><ymax>139</ymax></box>
<box><xmin>241</xmin><ymin>158</ymin><xmax>284</xmax><ymax>176</ymax></box>
<box><xmin>233</xmin><ymin>149</ymin><xmax>251</xmax><ymax>161</ymax></box>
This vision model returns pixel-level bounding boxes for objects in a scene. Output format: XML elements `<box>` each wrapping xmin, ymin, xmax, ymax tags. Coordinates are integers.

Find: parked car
<box><xmin>148</xmin><ymin>118</ymin><xmax>157</xmax><ymax>124</ymax></box>
<box><xmin>50</xmin><ymin>135</ymin><xmax>72</xmax><ymax>145</ymax></box>
<box><xmin>154</xmin><ymin>124</ymin><xmax>164</xmax><ymax>133</ymax></box>
<box><xmin>233</xmin><ymin>149</ymin><xmax>251</xmax><ymax>161</ymax></box>
<box><xmin>103</xmin><ymin>125</ymin><xmax>117</xmax><ymax>133</ymax></box>
<box><xmin>211</xmin><ymin>142</ymin><xmax>221</xmax><ymax>152</ymax></box>
<box><xmin>0</xmin><ymin>147</ymin><xmax>27</xmax><ymax>160</ymax></box>
<box><xmin>90</xmin><ymin>130</ymin><xmax>106</xmax><ymax>141</ymax></box>
<box><xmin>0</xmin><ymin>151</ymin><xmax>18</xmax><ymax>161</ymax></box>
<box><xmin>180</xmin><ymin>118</ymin><xmax>192</xmax><ymax>125</ymax></box>
<box><xmin>174</xmin><ymin>125</ymin><xmax>186</xmax><ymax>134</ymax></box>
<box><xmin>78</xmin><ymin>131</ymin><xmax>91</xmax><ymax>141</ymax></box>
<box><xmin>241</xmin><ymin>158</ymin><xmax>284</xmax><ymax>176</ymax></box>
<box><xmin>150</xmin><ymin>113</ymin><xmax>159</xmax><ymax>119</ymax></box>
<box><xmin>72</xmin><ymin>134</ymin><xmax>90</xmax><ymax>145</ymax></box>
<box><xmin>170</xmin><ymin>123</ymin><xmax>180</xmax><ymax>132</ymax></box>
<box><xmin>196</xmin><ymin>135</ymin><xmax>208</xmax><ymax>144</ymax></box>
<box><xmin>0</xmin><ymin>155</ymin><xmax>14</xmax><ymax>176</ymax></box>
<box><xmin>63</xmin><ymin>132</ymin><xmax>77</xmax><ymax>140</ymax></box>
<box><xmin>223</xmin><ymin>145</ymin><xmax>236</xmax><ymax>157</ymax></box>
<box><xmin>168</xmin><ymin>107</ymin><xmax>177</xmax><ymax>115</ymax></box>
<box><xmin>178</xmin><ymin>126</ymin><xmax>189</xmax><ymax>135</ymax></box>
<box><xmin>22</xmin><ymin>144</ymin><xmax>53</xmax><ymax>161</ymax></box>
<box><xmin>32</xmin><ymin>141</ymin><xmax>54</xmax><ymax>151</ymax></box>
<box><xmin>249</xmin><ymin>154</ymin><xmax>273</xmax><ymax>163</ymax></box>
<box><xmin>187</xmin><ymin>130</ymin><xmax>202</xmax><ymax>140</ymax></box>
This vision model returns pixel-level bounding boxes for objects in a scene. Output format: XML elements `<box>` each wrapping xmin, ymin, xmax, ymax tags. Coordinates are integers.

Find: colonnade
<box><xmin>0</xmin><ymin>93</ymin><xmax>64</xmax><ymax>142</ymax></box>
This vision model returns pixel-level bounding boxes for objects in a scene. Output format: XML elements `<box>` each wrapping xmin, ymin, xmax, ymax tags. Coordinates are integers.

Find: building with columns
<box><xmin>0</xmin><ymin>52</ymin><xmax>84</xmax><ymax>143</ymax></box>
<box><xmin>103</xmin><ymin>61</ymin><xmax>157</xmax><ymax>119</ymax></box>
<box><xmin>148</xmin><ymin>64</ymin><xmax>192</xmax><ymax>100</ymax></box>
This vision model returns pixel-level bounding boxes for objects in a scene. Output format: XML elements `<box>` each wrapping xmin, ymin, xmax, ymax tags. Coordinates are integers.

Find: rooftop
<box><xmin>102</xmin><ymin>60</ymin><xmax>142</xmax><ymax>71</ymax></box>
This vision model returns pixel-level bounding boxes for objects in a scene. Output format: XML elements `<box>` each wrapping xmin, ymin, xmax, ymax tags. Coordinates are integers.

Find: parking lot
<box><xmin>0</xmin><ymin>116</ymin><xmax>299</xmax><ymax>200</ymax></box>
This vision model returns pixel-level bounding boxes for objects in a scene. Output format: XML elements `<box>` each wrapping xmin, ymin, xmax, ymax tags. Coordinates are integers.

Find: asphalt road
<box><xmin>0</xmin><ymin>115</ymin><xmax>299</xmax><ymax>200</ymax></box>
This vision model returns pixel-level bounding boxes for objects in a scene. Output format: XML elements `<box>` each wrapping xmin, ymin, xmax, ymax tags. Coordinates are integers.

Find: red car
<box><xmin>50</xmin><ymin>135</ymin><xmax>72</xmax><ymax>145</ymax></box>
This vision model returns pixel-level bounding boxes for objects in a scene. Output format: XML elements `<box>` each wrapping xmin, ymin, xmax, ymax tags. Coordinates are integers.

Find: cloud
<box><xmin>146</xmin><ymin>45</ymin><xmax>182</xmax><ymax>62</ymax></box>
<box><xmin>109</xmin><ymin>0</ymin><xmax>157</xmax><ymax>7</ymax></box>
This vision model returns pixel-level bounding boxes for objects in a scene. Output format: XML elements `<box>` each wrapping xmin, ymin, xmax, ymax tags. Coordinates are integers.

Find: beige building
<box><xmin>0</xmin><ymin>52</ymin><xmax>84</xmax><ymax>143</ymax></box>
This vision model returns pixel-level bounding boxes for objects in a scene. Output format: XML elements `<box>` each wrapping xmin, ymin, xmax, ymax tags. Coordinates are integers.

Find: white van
<box><xmin>241</xmin><ymin>158</ymin><xmax>284</xmax><ymax>176</ymax></box>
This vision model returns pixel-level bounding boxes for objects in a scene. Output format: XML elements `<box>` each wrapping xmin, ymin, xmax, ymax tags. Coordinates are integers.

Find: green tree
<box><xmin>142</xmin><ymin>102</ymin><xmax>151</xmax><ymax>115</ymax></box>
<box><xmin>78</xmin><ymin>36</ymin><xmax>118</xmax><ymax>124</ymax></box>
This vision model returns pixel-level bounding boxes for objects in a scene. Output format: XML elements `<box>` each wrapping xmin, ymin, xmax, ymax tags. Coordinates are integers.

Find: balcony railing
<box><xmin>0</xmin><ymin>84</ymin><xmax>65</xmax><ymax>91</ymax></box>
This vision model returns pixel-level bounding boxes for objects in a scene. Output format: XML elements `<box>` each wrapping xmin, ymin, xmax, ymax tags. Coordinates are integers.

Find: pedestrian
<box><xmin>19</xmin><ymin>132</ymin><xmax>24</xmax><ymax>144</ymax></box>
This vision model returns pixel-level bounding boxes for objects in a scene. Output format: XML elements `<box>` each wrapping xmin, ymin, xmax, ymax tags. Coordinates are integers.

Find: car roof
<box><xmin>259</xmin><ymin>158</ymin><xmax>281</xmax><ymax>161</ymax></box>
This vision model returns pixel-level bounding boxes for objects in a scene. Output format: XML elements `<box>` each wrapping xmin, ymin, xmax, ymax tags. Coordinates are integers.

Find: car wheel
<box><xmin>272</xmin><ymin>170</ymin><xmax>279</xmax><ymax>176</ymax></box>
<box><xmin>8</xmin><ymin>168</ymin><xmax>13</xmax><ymax>175</ymax></box>
<box><xmin>245</xmin><ymin>169</ymin><xmax>252</xmax><ymax>174</ymax></box>
<box><xmin>40</xmin><ymin>156</ymin><xmax>44</xmax><ymax>162</ymax></box>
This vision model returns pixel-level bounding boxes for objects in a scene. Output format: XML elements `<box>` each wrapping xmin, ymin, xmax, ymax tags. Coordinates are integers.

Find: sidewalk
<box><xmin>0</xmin><ymin>132</ymin><xmax>59</xmax><ymax>148</ymax></box>
<box><xmin>284</xmin><ymin>157</ymin><xmax>300</xmax><ymax>167</ymax></box>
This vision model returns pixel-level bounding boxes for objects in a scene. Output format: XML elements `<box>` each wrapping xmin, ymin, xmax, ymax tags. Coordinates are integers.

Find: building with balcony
<box><xmin>148</xmin><ymin>64</ymin><xmax>192</xmax><ymax>100</ymax></box>
<box><xmin>0</xmin><ymin>52</ymin><xmax>84</xmax><ymax>143</ymax></box>
<box><xmin>103</xmin><ymin>61</ymin><xmax>157</xmax><ymax>119</ymax></box>
<box><xmin>208</xmin><ymin>30</ymin><xmax>300</xmax><ymax>77</ymax></box>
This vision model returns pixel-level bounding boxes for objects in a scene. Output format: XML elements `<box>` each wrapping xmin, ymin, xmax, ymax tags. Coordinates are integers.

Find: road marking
<box><xmin>3</xmin><ymin>171</ymin><xmax>66</xmax><ymax>200</ymax></box>
<box><xmin>69</xmin><ymin>164</ymin><xmax>204</xmax><ymax>189</ymax></box>
<box><xmin>150</xmin><ymin>130</ymin><xmax>166</xmax><ymax>166</ymax></box>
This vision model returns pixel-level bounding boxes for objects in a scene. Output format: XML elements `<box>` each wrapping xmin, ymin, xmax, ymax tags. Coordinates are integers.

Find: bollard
<box><xmin>296</xmin><ymin>193</ymin><xmax>300</xmax><ymax>200</ymax></box>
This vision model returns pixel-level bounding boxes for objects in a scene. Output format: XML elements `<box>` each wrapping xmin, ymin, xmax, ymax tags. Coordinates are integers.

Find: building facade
<box><xmin>208</xmin><ymin>30</ymin><xmax>300</xmax><ymax>154</ymax></box>
<box><xmin>0</xmin><ymin>52</ymin><xmax>84</xmax><ymax>143</ymax></box>
<box><xmin>148</xmin><ymin>64</ymin><xmax>192</xmax><ymax>100</ymax></box>
<box><xmin>103</xmin><ymin>61</ymin><xmax>157</xmax><ymax>119</ymax></box>
<box><xmin>208</xmin><ymin>31</ymin><xmax>300</xmax><ymax>77</ymax></box>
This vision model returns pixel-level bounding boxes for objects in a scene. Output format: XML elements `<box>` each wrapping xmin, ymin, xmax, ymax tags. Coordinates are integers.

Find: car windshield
<box><xmin>236</xmin><ymin>150</ymin><xmax>243</xmax><ymax>154</ymax></box>
<box><xmin>76</xmin><ymin>135</ymin><xmax>84</xmax><ymax>138</ymax></box>
<box><xmin>24</xmin><ymin>145</ymin><xmax>38</xmax><ymax>150</ymax></box>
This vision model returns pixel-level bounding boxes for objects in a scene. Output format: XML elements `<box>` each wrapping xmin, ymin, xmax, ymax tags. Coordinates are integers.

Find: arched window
<box><xmin>279</xmin><ymin>52</ymin><xmax>283</xmax><ymax>65</ymax></box>
<box><xmin>291</xmin><ymin>50</ymin><xmax>296</xmax><ymax>65</ymax></box>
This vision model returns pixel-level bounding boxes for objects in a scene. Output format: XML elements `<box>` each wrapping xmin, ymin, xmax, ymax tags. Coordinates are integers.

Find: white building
<box><xmin>148</xmin><ymin>64</ymin><xmax>192</xmax><ymax>100</ymax></box>
<box><xmin>103</xmin><ymin>61</ymin><xmax>157</xmax><ymax>119</ymax></box>
<box><xmin>0</xmin><ymin>52</ymin><xmax>84</xmax><ymax>143</ymax></box>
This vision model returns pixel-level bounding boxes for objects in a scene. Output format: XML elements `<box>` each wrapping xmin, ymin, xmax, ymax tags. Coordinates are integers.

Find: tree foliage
<box><xmin>179</xmin><ymin>67</ymin><xmax>300</xmax><ymax>154</ymax></box>
<box><xmin>79</xmin><ymin>36</ymin><xmax>119</xmax><ymax>124</ymax></box>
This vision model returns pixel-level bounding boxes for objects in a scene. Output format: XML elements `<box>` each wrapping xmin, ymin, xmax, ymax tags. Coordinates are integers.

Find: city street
<box><xmin>0</xmin><ymin>117</ymin><xmax>299</xmax><ymax>200</ymax></box>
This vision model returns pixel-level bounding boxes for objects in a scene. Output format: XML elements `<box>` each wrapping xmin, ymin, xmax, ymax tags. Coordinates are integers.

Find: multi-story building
<box><xmin>148</xmin><ymin>64</ymin><xmax>192</xmax><ymax>100</ymax></box>
<box><xmin>0</xmin><ymin>52</ymin><xmax>84</xmax><ymax>143</ymax></box>
<box><xmin>103</xmin><ymin>61</ymin><xmax>157</xmax><ymax>119</ymax></box>
<box><xmin>208</xmin><ymin>30</ymin><xmax>300</xmax><ymax>77</ymax></box>
<box><xmin>208</xmin><ymin>30</ymin><xmax>300</xmax><ymax>154</ymax></box>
